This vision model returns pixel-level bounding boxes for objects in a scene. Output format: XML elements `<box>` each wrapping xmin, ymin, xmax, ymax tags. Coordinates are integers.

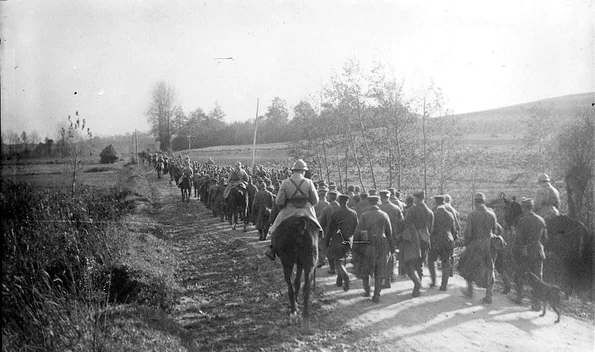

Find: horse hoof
<box><xmin>289</xmin><ymin>312</ymin><xmax>299</xmax><ymax>325</ymax></box>
<box><xmin>301</xmin><ymin>320</ymin><xmax>314</xmax><ymax>335</ymax></box>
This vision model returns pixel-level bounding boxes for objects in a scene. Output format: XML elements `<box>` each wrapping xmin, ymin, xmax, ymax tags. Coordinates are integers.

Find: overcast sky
<box><xmin>1</xmin><ymin>0</ymin><xmax>593</xmax><ymax>138</ymax></box>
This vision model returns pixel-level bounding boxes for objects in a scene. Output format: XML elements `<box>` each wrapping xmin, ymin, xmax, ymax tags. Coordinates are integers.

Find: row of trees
<box><xmin>146</xmin><ymin>59</ymin><xmax>593</xmax><ymax>229</ymax></box>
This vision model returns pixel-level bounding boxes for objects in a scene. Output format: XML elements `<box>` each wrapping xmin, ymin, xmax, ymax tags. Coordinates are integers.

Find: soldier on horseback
<box><xmin>265</xmin><ymin>159</ymin><xmax>322</xmax><ymax>260</ymax></box>
<box><xmin>224</xmin><ymin>161</ymin><xmax>249</xmax><ymax>199</ymax></box>
<box><xmin>178</xmin><ymin>160</ymin><xmax>193</xmax><ymax>186</ymax></box>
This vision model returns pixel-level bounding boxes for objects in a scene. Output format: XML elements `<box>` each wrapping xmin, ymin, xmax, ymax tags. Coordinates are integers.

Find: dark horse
<box><xmin>179</xmin><ymin>176</ymin><xmax>192</xmax><ymax>202</ymax></box>
<box><xmin>544</xmin><ymin>215</ymin><xmax>593</xmax><ymax>298</ymax></box>
<box><xmin>276</xmin><ymin>216</ymin><xmax>319</xmax><ymax>333</ymax></box>
<box><xmin>226</xmin><ymin>185</ymin><xmax>248</xmax><ymax>231</ymax></box>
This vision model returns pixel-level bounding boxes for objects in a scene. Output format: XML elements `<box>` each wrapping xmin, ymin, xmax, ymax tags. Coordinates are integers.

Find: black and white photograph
<box><xmin>1</xmin><ymin>1</ymin><xmax>593</xmax><ymax>351</ymax></box>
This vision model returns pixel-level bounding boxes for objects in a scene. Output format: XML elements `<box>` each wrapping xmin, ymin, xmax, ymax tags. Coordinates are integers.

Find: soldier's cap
<box><xmin>347</xmin><ymin>185</ymin><xmax>355</xmax><ymax>191</ymax></box>
<box><xmin>379</xmin><ymin>190</ymin><xmax>390</xmax><ymax>198</ymax></box>
<box><xmin>338</xmin><ymin>194</ymin><xmax>349</xmax><ymax>202</ymax></box>
<box><xmin>367</xmin><ymin>195</ymin><xmax>380</xmax><ymax>203</ymax></box>
<box><xmin>368</xmin><ymin>189</ymin><xmax>377</xmax><ymax>196</ymax></box>
<box><xmin>328</xmin><ymin>181</ymin><xmax>336</xmax><ymax>186</ymax></box>
<box><xmin>444</xmin><ymin>194</ymin><xmax>452</xmax><ymax>202</ymax></box>
<box><xmin>413</xmin><ymin>190</ymin><xmax>425</xmax><ymax>198</ymax></box>
<box><xmin>473</xmin><ymin>192</ymin><xmax>486</xmax><ymax>201</ymax></box>
<box><xmin>433</xmin><ymin>195</ymin><xmax>445</xmax><ymax>202</ymax></box>
<box><xmin>318</xmin><ymin>186</ymin><xmax>329</xmax><ymax>193</ymax></box>
<box><xmin>387</xmin><ymin>187</ymin><xmax>396</xmax><ymax>195</ymax></box>
<box><xmin>521</xmin><ymin>197</ymin><xmax>534</xmax><ymax>207</ymax></box>
<box><xmin>327</xmin><ymin>190</ymin><xmax>339</xmax><ymax>196</ymax></box>
<box><xmin>257</xmin><ymin>182</ymin><xmax>266</xmax><ymax>189</ymax></box>
<box><xmin>359</xmin><ymin>192</ymin><xmax>369</xmax><ymax>198</ymax></box>
<box><xmin>318</xmin><ymin>179</ymin><xmax>327</xmax><ymax>186</ymax></box>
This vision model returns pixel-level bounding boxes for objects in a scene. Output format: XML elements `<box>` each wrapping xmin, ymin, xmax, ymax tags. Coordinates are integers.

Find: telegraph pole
<box><xmin>251</xmin><ymin>98</ymin><xmax>259</xmax><ymax>169</ymax></box>
<box><xmin>134</xmin><ymin>129</ymin><xmax>138</xmax><ymax>164</ymax></box>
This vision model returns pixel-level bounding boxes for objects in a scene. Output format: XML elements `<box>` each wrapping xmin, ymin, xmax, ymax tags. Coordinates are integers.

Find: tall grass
<box><xmin>1</xmin><ymin>181</ymin><xmax>130</xmax><ymax>351</ymax></box>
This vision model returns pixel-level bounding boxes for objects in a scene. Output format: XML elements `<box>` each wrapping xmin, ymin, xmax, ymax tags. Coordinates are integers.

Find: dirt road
<box><xmin>150</xmin><ymin>175</ymin><xmax>593</xmax><ymax>352</ymax></box>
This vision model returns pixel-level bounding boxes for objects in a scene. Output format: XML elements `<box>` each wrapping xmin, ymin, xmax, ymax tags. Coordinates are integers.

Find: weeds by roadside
<box><xmin>1</xmin><ymin>165</ymin><xmax>177</xmax><ymax>352</ymax></box>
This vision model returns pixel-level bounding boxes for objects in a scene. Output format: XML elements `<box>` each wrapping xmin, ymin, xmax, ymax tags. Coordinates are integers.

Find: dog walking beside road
<box><xmin>526</xmin><ymin>272</ymin><xmax>562</xmax><ymax>323</ymax></box>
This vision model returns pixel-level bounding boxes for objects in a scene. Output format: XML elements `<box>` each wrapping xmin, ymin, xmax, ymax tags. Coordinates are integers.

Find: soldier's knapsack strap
<box><xmin>289</xmin><ymin>178</ymin><xmax>307</xmax><ymax>199</ymax></box>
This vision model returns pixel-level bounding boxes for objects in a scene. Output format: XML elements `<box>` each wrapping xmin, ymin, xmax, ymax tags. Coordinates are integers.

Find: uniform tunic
<box><xmin>534</xmin><ymin>183</ymin><xmax>561</xmax><ymax>219</ymax></box>
<box><xmin>458</xmin><ymin>204</ymin><xmax>498</xmax><ymax>288</ymax></box>
<box><xmin>252</xmin><ymin>188</ymin><xmax>275</xmax><ymax>231</ymax></box>
<box><xmin>269</xmin><ymin>172</ymin><xmax>321</xmax><ymax>235</ymax></box>
<box><xmin>326</xmin><ymin>205</ymin><xmax>358</xmax><ymax>260</ymax></box>
<box><xmin>352</xmin><ymin>206</ymin><xmax>393</xmax><ymax>279</ymax></box>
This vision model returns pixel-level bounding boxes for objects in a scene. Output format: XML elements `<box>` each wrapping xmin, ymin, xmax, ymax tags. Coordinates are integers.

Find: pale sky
<box><xmin>1</xmin><ymin>0</ymin><xmax>593</xmax><ymax>138</ymax></box>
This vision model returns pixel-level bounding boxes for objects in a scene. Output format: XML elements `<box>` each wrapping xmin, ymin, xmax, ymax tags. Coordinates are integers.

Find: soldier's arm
<box><xmin>385</xmin><ymin>216</ymin><xmax>395</xmax><ymax>252</ymax></box>
<box><xmin>275</xmin><ymin>185</ymin><xmax>287</xmax><ymax>208</ymax></box>
<box><xmin>307</xmin><ymin>180</ymin><xmax>319</xmax><ymax>206</ymax></box>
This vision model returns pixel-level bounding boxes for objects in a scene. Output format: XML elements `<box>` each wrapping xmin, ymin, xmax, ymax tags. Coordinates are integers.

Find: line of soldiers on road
<box><xmin>143</xmin><ymin>155</ymin><xmax>557</xmax><ymax>310</ymax></box>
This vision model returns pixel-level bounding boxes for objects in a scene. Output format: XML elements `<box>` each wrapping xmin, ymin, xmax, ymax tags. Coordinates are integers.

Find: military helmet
<box><xmin>291</xmin><ymin>159</ymin><xmax>308</xmax><ymax>171</ymax></box>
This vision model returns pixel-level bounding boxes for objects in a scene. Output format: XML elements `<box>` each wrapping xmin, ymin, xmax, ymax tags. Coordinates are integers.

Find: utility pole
<box><xmin>135</xmin><ymin>129</ymin><xmax>138</xmax><ymax>164</ymax></box>
<box><xmin>252</xmin><ymin>98</ymin><xmax>259</xmax><ymax>169</ymax></box>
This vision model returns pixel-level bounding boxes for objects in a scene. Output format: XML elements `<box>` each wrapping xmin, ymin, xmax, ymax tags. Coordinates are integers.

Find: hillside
<box><xmin>454</xmin><ymin>92</ymin><xmax>594</xmax><ymax>137</ymax></box>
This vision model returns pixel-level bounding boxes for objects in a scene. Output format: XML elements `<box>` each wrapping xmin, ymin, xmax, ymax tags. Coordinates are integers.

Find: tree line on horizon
<box><xmin>148</xmin><ymin>58</ymin><xmax>593</xmax><ymax>230</ymax></box>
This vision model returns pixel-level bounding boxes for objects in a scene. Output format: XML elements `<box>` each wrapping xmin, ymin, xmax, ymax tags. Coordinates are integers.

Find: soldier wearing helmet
<box><xmin>223</xmin><ymin>161</ymin><xmax>249</xmax><ymax>199</ymax></box>
<box><xmin>265</xmin><ymin>159</ymin><xmax>322</xmax><ymax>260</ymax></box>
<box><xmin>534</xmin><ymin>173</ymin><xmax>561</xmax><ymax>219</ymax></box>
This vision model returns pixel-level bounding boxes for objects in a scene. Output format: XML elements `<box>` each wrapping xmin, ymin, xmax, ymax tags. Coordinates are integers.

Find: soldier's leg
<box><xmin>428</xmin><ymin>249</ymin><xmax>438</xmax><ymax>287</ymax></box>
<box><xmin>337</xmin><ymin>257</ymin><xmax>350</xmax><ymax>291</ymax></box>
<box><xmin>405</xmin><ymin>260</ymin><xmax>421</xmax><ymax>297</ymax></box>
<box><xmin>372</xmin><ymin>264</ymin><xmax>383</xmax><ymax>303</ymax></box>
<box><xmin>383</xmin><ymin>253</ymin><xmax>395</xmax><ymax>288</ymax></box>
<box><xmin>483</xmin><ymin>257</ymin><xmax>495</xmax><ymax>304</ymax></box>
<box><xmin>418</xmin><ymin>241</ymin><xmax>429</xmax><ymax>279</ymax></box>
<box><xmin>440</xmin><ymin>249</ymin><xmax>452</xmax><ymax>291</ymax></box>
<box><xmin>513</xmin><ymin>258</ymin><xmax>527</xmax><ymax>304</ymax></box>
<box><xmin>530</xmin><ymin>259</ymin><xmax>544</xmax><ymax>311</ymax></box>
<box><xmin>495</xmin><ymin>250</ymin><xmax>512</xmax><ymax>294</ymax></box>
<box><xmin>362</xmin><ymin>275</ymin><xmax>371</xmax><ymax>297</ymax></box>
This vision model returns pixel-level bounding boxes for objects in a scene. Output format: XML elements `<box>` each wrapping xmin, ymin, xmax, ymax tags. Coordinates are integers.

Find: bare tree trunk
<box><xmin>356</xmin><ymin>100</ymin><xmax>377</xmax><ymax>189</ymax></box>
<box><xmin>387</xmin><ymin>126</ymin><xmax>393</xmax><ymax>187</ymax></box>
<box><xmin>395</xmin><ymin>122</ymin><xmax>402</xmax><ymax>191</ymax></box>
<box><xmin>335</xmin><ymin>142</ymin><xmax>343</xmax><ymax>191</ymax></box>
<box><xmin>422</xmin><ymin>96</ymin><xmax>428</xmax><ymax>196</ymax></box>
<box><xmin>321</xmin><ymin>135</ymin><xmax>330</xmax><ymax>182</ymax></box>
<box><xmin>344</xmin><ymin>137</ymin><xmax>349</xmax><ymax>189</ymax></box>
<box><xmin>346</xmin><ymin>123</ymin><xmax>365</xmax><ymax>191</ymax></box>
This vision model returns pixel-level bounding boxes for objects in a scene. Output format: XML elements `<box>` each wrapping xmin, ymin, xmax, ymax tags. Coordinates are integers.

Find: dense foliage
<box><xmin>1</xmin><ymin>181</ymin><xmax>130</xmax><ymax>351</ymax></box>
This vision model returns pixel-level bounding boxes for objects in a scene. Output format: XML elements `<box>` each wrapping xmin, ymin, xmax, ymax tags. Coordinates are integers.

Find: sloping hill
<box><xmin>454</xmin><ymin>92</ymin><xmax>594</xmax><ymax>136</ymax></box>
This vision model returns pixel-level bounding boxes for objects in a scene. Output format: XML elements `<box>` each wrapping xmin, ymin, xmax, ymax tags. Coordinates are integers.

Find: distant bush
<box><xmin>85</xmin><ymin>166</ymin><xmax>115</xmax><ymax>173</ymax></box>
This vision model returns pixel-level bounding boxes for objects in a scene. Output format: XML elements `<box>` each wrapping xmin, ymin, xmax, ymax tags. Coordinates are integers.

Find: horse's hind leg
<box><xmin>552</xmin><ymin>303</ymin><xmax>561</xmax><ymax>323</ymax></box>
<box><xmin>302</xmin><ymin>267</ymin><xmax>314</xmax><ymax>334</ymax></box>
<box><xmin>294</xmin><ymin>264</ymin><xmax>303</xmax><ymax>305</ymax></box>
<box><xmin>283</xmin><ymin>265</ymin><xmax>298</xmax><ymax>325</ymax></box>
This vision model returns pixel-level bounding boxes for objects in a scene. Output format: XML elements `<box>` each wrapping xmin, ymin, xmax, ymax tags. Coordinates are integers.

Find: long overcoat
<box><xmin>326</xmin><ymin>206</ymin><xmax>358</xmax><ymax>260</ymax></box>
<box><xmin>352</xmin><ymin>206</ymin><xmax>393</xmax><ymax>278</ymax></box>
<box><xmin>252</xmin><ymin>188</ymin><xmax>275</xmax><ymax>231</ymax></box>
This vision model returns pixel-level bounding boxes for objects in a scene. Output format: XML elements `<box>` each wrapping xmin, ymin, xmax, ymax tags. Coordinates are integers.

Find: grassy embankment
<box><xmin>2</xmin><ymin>162</ymin><xmax>183</xmax><ymax>352</ymax></box>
